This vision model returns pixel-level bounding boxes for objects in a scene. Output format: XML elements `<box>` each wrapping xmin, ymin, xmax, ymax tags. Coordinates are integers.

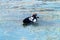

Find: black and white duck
<box><xmin>23</xmin><ymin>13</ymin><xmax>39</xmax><ymax>25</ymax></box>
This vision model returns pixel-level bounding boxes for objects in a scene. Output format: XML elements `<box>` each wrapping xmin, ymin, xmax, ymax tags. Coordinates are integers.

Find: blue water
<box><xmin>0</xmin><ymin>0</ymin><xmax>60</xmax><ymax>40</ymax></box>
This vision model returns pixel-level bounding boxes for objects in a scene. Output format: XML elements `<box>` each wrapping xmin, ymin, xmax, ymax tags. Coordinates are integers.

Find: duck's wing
<box><xmin>29</xmin><ymin>17</ymin><xmax>33</xmax><ymax>21</ymax></box>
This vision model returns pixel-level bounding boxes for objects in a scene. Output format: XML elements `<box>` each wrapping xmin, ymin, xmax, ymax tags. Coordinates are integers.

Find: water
<box><xmin>0</xmin><ymin>1</ymin><xmax>60</xmax><ymax>40</ymax></box>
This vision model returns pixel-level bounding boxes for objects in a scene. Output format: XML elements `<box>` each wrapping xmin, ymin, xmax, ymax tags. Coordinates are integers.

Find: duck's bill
<box><xmin>37</xmin><ymin>17</ymin><xmax>39</xmax><ymax>18</ymax></box>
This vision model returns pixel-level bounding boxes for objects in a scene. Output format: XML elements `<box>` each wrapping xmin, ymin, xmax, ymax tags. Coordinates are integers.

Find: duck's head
<box><xmin>32</xmin><ymin>13</ymin><xmax>37</xmax><ymax>17</ymax></box>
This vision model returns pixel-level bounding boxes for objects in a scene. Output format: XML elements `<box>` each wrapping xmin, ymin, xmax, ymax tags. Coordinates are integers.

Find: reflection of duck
<box><xmin>23</xmin><ymin>14</ymin><xmax>39</xmax><ymax>25</ymax></box>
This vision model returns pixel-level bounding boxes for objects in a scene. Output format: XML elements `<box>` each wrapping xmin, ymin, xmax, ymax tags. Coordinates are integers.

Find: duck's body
<box><xmin>23</xmin><ymin>17</ymin><xmax>32</xmax><ymax>24</ymax></box>
<box><xmin>23</xmin><ymin>14</ymin><xmax>39</xmax><ymax>25</ymax></box>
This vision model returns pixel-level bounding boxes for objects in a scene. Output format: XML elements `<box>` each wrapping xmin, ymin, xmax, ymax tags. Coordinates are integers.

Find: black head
<box><xmin>32</xmin><ymin>14</ymin><xmax>37</xmax><ymax>17</ymax></box>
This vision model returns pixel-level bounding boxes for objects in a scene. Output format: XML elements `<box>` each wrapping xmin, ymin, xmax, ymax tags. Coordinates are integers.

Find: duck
<box><xmin>23</xmin><ymin>13</ymin><xmax>39</xmax><ymax>25</ymax></box>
